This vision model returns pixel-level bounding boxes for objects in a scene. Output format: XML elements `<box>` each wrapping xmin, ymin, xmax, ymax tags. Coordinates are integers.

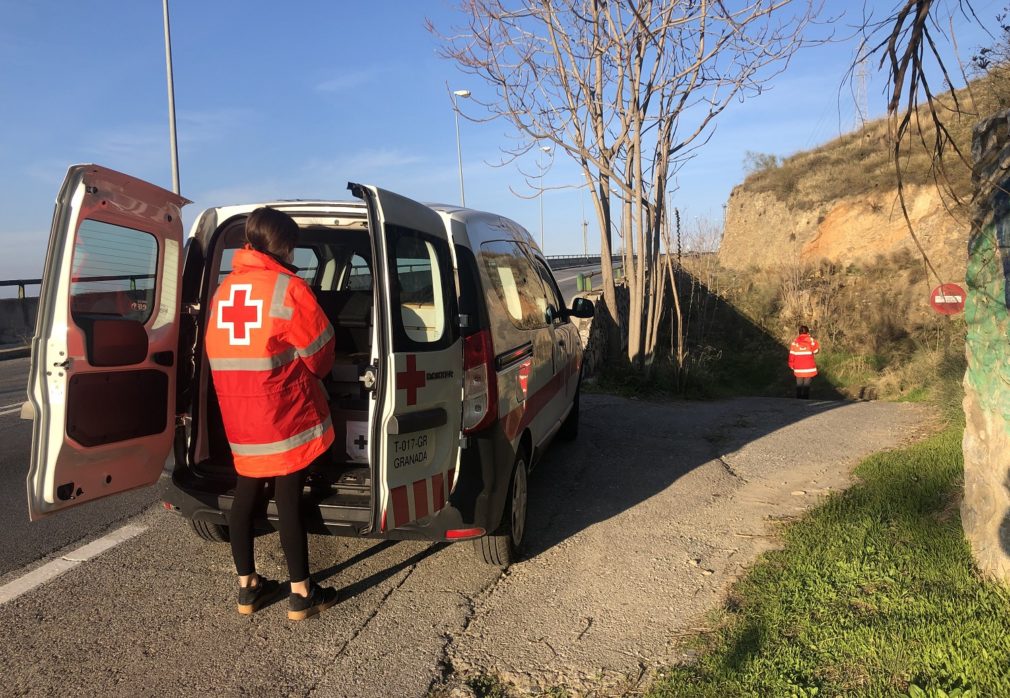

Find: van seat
<box><xmin>313</xmin><ymin>290</ymin><xmax>372</xmax><ymax>354</ymax></box>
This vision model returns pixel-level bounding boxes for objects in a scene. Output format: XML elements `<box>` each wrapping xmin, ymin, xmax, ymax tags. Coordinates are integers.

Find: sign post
<box><xmin>929</xmin><ymin>283</ymin><xmax>966</xmax><ymax>315</ymax></box>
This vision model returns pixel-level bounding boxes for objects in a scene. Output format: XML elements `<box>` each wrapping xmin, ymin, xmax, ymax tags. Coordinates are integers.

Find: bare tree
<box><xmin>860</xmin><ymin>0</ymin><xmax>981</xmax><ymax>284</ymax></box>
<box><xmin>431</xmin><ymin>0</ymin><xmax>821</xmax><ymax>367</ymax></box>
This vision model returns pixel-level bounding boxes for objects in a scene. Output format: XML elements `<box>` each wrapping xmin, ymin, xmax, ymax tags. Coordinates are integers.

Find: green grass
<box><xmin>648</xmin><ymin>416</ymin><xmax>1010</xmax><ymax>697</ymax></box>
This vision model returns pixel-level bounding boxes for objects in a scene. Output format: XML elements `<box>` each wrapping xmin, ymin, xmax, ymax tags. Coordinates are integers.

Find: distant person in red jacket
<box><xmin>788</xmin><ymin>325</ymin><xmax>820</xmax><ymax>400</ymax></box>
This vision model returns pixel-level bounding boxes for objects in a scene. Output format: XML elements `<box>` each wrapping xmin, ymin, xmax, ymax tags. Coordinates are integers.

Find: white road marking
<box><xmin>0</xmin><ymin>407</ymin><xmax>22</xmax><ymax>417</ymax></box>
<box><xmin>0</xmin><ymin>524</ymin><xmax>147</xmax><ymax>605</ymax></box>
<box><xmin>0</xmin><ymin>402</ymin><xmax>22</xmax><ymax>411</ymax></box>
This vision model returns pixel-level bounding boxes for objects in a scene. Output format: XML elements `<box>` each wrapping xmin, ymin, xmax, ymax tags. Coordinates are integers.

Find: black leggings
<box><xmin>229</xmin><ymin>469</ymin><xmax>309</xmax><ymax>583</ymax></box>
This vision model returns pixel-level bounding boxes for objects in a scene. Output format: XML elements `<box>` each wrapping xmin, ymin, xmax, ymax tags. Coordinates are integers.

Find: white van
<box><xmin>25</xmin><ymin>164</ymin><xmax>593</xmax><ymax>566</ymax></box>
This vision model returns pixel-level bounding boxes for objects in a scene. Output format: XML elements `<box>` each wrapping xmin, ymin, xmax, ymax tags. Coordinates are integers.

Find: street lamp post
<box><xmin>539</xmin><ymin>145</ymin><xmax>551</xmax><ymax>252</ymax></box>
<box><xmin>451</xmin><ymin>89</ymin><xmax>471</xmax><ymax>207</ymax></box>
<box><xmin>162</xmin><ymin>0</ymin><xmax>181</xmax><ymax>195</ymax></box>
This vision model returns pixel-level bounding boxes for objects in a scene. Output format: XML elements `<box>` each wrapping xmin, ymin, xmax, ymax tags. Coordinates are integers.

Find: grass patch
<box><xmin>648</xmin><ymin>415</ymin><xmax>1010</xmax><ymax>697</ymax></box>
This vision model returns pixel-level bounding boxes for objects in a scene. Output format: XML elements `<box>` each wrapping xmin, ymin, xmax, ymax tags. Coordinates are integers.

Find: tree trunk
<box><xmin>962</xmin><ymin>111</ymin><xmax>1010</xmax><ymax>580</ymax></box>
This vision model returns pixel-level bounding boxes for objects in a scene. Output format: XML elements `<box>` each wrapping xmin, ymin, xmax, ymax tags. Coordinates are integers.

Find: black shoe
<box><xmin>237</xmin><ymin>575</ymin><xmax>283</xmax><ymax>615</ymax></box>
<box><xmin>288</xmin><ymin>582</ymin><xmax>339</xmax><ymax>621</ymax></box>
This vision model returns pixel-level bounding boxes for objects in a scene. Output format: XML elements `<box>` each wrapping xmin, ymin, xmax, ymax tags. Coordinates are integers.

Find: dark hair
<box><xmin>245</xmin><ymin>207</ymin><xmax>298</xmax><ymax>260</ymax></box>
<box><xmin>799</xmin><ymin>325</ymin><xmax>809</xmax><ymax>334</ymax></box>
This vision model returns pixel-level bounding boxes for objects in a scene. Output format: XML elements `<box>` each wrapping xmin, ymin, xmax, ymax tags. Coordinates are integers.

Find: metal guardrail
<box><xmin>544</xmin><ymin>255</ymin><xmax>601</xmax><ymax>270</ymax></box>
<box><xmin>0</xmin><ymin>279</ymin><xmax>41</xmax><ymax>300</ymax></box>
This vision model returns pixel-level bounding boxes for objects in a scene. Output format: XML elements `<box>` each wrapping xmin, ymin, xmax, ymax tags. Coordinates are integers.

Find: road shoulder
<box><xmin>442</xmin><ymin>394</ymin><xmax>932</xmax><ymax>695</ymax></box>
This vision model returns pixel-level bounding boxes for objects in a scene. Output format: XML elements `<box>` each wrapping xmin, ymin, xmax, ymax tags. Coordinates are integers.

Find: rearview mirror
<box><xmin>87</xmin><ymin>318</ymin><xmax>149</xmax><ymax>367</ymax></box>
<box><xmin>569</xmin><ymin>297</ymin><xmax>595</xmax><ymax>319</ymax></box>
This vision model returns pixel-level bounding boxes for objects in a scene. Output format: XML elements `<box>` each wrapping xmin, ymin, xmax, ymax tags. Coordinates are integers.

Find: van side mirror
<box><xmin>569</xmin><ymin>297</ymin><xmax>595</xmax><ymax>319</ymax></box>
<box><xmin>86</xmin><ymin>318</ymin><xmax>149</xmax><ymax>366</ymax></box>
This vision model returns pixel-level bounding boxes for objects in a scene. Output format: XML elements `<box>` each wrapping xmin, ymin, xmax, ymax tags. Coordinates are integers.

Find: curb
<box><xmin>0</xmin><ymin>346</ymin><xmax>29</xmax><ymax>361</ymax></box>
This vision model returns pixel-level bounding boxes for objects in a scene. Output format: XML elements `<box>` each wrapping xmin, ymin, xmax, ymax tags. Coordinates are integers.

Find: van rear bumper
<box><xmin>164</xmin><ymin>425</ymin><xmax>515</xmax><ymax>542</ymax></box>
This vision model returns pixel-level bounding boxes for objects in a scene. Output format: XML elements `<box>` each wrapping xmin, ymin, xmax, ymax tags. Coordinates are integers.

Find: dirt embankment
<box><xmin>719</xmin><ymin>183</ymin><xmax>967</xmax><ymax>280</ymax></box>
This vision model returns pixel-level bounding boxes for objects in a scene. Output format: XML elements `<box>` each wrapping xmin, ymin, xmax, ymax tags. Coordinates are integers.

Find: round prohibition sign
<box><xmin>929</xmin><ymin>283</ymin><xmax>966</xmax><ymax>315</ymax></box>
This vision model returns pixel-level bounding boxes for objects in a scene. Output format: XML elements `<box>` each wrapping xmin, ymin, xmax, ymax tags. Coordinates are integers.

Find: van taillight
<box><xmin>462</xmin><ymin>329</ymin><xmax>497</xmax><ymax>434</ymax></box>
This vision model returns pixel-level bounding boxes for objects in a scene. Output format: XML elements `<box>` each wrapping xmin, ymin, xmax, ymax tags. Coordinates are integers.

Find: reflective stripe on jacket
<box><xmin>788</xmin><ymin>333</ymin><xmax>820</xmax><ymax>378</ymax></box>
<box><xmin>206</xmin><ymin>247</ymin><xmax>335</xmax><ymax>477</ymax></box>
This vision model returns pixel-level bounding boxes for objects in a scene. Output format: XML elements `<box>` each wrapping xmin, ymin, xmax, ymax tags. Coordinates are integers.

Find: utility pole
<box><xmin>538</xmin><ymin>145</ymin><xmax>551</xmax><ymax>252</ymax></box>
<box><xmin>581</xmin><ymin>194</ymin><xmax>588</xmax><ymax>258</ymax></box>
<box><xmin>854</xmin><ymin>39</ymin><xmax>869</xmax><ymax>129</ymax></box>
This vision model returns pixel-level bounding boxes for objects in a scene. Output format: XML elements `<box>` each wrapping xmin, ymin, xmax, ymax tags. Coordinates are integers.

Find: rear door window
<box><xmin>387</xmin><ymin>226</ymin><xmax>453</xmax><ymax>349</ymax></box>
<box><xmin>478</xmin><ymin>240</ymin><xmax>550</xmax><ymax>330</ymax></box>
<box><xmin>70</xmin><ymin>219</ymin><xmax>158</xmax><ymax>323</ymax></box>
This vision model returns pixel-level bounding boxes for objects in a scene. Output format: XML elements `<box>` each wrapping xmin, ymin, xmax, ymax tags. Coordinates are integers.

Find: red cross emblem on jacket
<box><xmin>217</xmin><ymin>284</ymin><xmax>262</xmax><ymax>345</ymax></box>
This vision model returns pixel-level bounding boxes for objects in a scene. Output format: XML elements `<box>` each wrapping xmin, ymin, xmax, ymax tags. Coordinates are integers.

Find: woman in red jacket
<box><xmin>788</xmin><ymin>324</ymin><xmax>820</xmax><ymax>400</ymax></box>
<box><xmin>206</xmin><ymin>207</ymin><xmax>338</xmax><ymax>620</ymax></box>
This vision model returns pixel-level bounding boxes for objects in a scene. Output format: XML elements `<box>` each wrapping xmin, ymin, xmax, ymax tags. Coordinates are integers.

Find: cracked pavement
<box><xmin>0</xmin><ymin>394</ymin><xmax>928</xmax><ymax>696</ymax></box>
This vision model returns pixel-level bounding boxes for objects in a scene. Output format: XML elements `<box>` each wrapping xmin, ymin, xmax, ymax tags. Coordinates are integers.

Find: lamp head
<box><xmin>453</xmin><ymin>89</ymin><xmax>471</xmax><ymax>98</ymax></box>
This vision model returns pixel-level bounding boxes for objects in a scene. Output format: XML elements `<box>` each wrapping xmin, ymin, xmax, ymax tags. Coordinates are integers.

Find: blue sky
<box><xmin>0</xmin><ymin>0</ymin><xmax>1002</xmax><ymax>292</ymax></box>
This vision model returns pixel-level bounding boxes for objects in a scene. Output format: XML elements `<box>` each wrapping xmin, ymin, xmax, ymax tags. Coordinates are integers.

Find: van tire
<box><xmin>474</xmin><ymin>452</ymin><xmax>528</xmax><ymax>567</ymax></box>
<box><xmin>189</xmin><ymin>519</ymin><xmax>230</xmax><ymax>543</ymax></box>
<box><xmin>558</xmin><ymin>381</ymin><xmax>580</xmax><ymax>441</ymax></box>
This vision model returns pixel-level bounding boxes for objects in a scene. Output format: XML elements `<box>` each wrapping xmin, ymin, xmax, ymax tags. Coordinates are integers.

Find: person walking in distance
<box><xmin>205</xmin><ymin>207</ymin><xmax>339</xmax><ymax>620</ymax></box>
<box><xmin>788</xmin><ymin>325</ymin><xmax>820</xmax><ymax>399</ymax></box>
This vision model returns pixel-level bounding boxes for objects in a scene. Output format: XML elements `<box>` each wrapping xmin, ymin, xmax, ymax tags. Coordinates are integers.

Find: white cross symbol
<box><xmin>217</xmin><ymin>284</ymin><xmax>262</xmax><ymax>346</ymax></box>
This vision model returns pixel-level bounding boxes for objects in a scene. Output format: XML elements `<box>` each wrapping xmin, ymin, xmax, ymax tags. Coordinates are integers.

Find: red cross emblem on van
<box><xmin>218</xmin><ymin>284</ymin><xmax>262</xmax><ymax>345</ymax></box>
<box><xmin>517</xmin><ymin>358</ymin><xmax>532</xmax><ymax>400</ymax></box>
<box><xmin>396</xmin><ymin>354</ymin><xmax>426</xmax><ymax>405</ymax></box>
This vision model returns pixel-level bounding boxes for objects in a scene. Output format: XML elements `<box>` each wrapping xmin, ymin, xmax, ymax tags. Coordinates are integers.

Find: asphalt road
<box><xmin>0</xmin><ymin>394</ymin><xmax>928</xmax><ymax>696</ymax></box>
<box><xmin>551</xmin><ymin>263</ymin><xmax>610</xmax><ymax>303</ymax></box>
<box><xmin>0</xmin><ymin>260</ymin><xmax>603</xmax><ymax>576</ymax></box>
<box><xmin>0</xmin><ymin>356</ymin><xmax>160</xmax><ymax>577</ymax></box>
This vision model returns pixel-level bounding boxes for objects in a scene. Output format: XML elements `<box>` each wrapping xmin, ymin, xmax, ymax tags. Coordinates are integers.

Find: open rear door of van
<box><xmin>349</xmin><ymin>184</ymin><xmax>463</xmax><ymax>533</ymax></box>
<box><xmin>26</xmin><ymin>164</ymin><xmax>189</xmax><ymax>520</ymax></box>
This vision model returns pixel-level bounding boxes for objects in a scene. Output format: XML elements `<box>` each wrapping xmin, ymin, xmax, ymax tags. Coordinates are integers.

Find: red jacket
<box><xmin>788</xmin><ymin>333</ymin><xmax>820</xmax><ymax>378</ymax></box>
<box><xmin>205</xmin><ymin>248</ymin><xmax>335</xmax><ymax>477</ymax></box>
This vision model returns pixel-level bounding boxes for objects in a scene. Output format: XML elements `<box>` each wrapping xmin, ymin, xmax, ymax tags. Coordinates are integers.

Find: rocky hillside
<box><xmin>719</xmin><ymin>104</ymin><xmax>976</xmax><ymax>281</ymax></box>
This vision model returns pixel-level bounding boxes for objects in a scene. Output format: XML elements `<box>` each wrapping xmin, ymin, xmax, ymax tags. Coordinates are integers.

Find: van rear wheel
<box><xmin>474</xmin><ymin>452</ymin><xmax>528</xmax><ymax>567</ymax></box>
<box><xmin>189</xmin><ymin>519</ymin><xmax>230</xmax><ymax>543</ymax></box>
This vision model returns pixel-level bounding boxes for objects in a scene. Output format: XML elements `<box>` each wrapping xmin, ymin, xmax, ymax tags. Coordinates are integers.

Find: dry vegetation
<box><xmin>685</xmin><ymin>250</ymin><xmax>966</xmax><ymax>404</ymax></box>
<box><xmin>736</xmin><ymin>66</ymin><xmax>1010</xmax><ymax>213</ymax></box>
<box><xmin>739</xmin><ymin>91</ymin><xmax>977</xmax><ymax>211</ymax></box>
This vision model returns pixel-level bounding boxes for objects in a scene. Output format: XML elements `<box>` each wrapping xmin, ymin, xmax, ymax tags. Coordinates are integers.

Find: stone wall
<box><xmin>572</xmin><ymin>284</ymin><xmax>630</xmax><ymax>378</ymax></box>
<box><xmin>962</xmin><ymin>111</ymin><xmax>1010</xmax><ymax>580</ymax></box>
<box><xmin>0</xmin><ymin>297</ymin><xmax>37</xmax><ymax>347</ymax></box>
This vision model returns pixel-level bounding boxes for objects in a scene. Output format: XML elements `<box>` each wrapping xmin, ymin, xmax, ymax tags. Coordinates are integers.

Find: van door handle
<box><xmin>388</xmin><ymin>407</ymin><xmax>447</xmax><ymax>434</ymax></box>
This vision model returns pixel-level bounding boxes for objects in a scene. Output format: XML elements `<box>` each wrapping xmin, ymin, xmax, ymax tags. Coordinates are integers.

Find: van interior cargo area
<box><xmin>192</xmin><ymin>220</ymin><xmax>376</xmax><ymax>521</ymax></box>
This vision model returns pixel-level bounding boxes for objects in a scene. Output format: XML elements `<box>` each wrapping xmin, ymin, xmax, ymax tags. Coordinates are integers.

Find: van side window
<box><xmin>393</xmin><ymin>233</ymin><xmax>446</xmax><ymax>344</ymax></box>
<box><xmin>70</xmin><ymin>219</ymin><xmax>158</xmax><ymax>324</ymax></box>
<box><xmin>478</xmin><ymin>240</ymin><xmax>550</xmax><ymax>330</ymax></box>
<box><xmin>530</xmin><ymin>256</ymin><xmax>566</xmax><ymax>322</ymax></box>
<box><xmin>217</xmin><ymin>246</ymin><xmax>319</xmax><ymax>284</ymax></box>
<box><xmin>292</xmin><ymin>248</ymin><xmax>320</xmax><ymax>283</ymax></box>
<box><xmin>342</xmin><ymin>254</ymin><xmax>372</xmax><ymax>291</ymax></box>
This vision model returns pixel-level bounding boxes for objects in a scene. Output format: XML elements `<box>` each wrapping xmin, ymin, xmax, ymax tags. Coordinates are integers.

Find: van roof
<box><xmin>193</xmin><ymin>200</ymin><xmax>542</xmax><ymax>256</ymax></box>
